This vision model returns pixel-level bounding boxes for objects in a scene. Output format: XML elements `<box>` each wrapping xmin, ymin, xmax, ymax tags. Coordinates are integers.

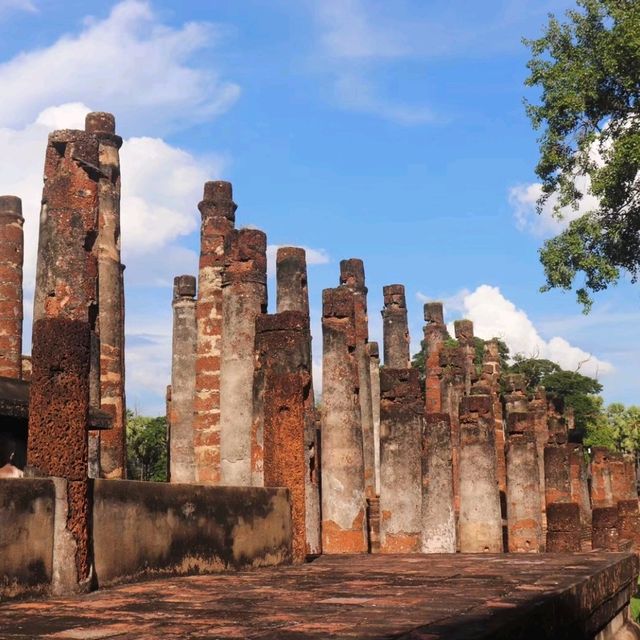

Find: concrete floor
<box><xmin>0</xmin><ymin>553</ymin><xmax>637</xmax><ymax>639</ymax></box>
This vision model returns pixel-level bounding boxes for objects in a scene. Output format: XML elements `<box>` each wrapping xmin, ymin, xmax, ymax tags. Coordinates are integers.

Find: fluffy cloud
<box><xmin>0</xmin><ymin>0</ymin><xmax>36</xmax><ymax>15</ymax></box>
<box><xmin>420</xmin><ymin>285</ymin><xmax>613</xmax><ymax>378</ymax></box>
<box><xmin>0</xmin><ymin>0</ymin><xmax>239</xmax><ymax>133</ymax></box>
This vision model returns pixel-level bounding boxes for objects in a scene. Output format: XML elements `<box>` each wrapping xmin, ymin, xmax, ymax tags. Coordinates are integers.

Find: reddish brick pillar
<box><xmin>618</xmin><ymin>500</ymin><xmax>640</xmax><ymax>551</ymax></box>
<box><xmin>29</xmin><ymin>128</ymin><xmax>99</xmax><ymax>592</ymax></box>
<box><xmin>276</xmin><ymin>247</ymin><xmax>321</xmax><ymax>555</ymax></box>
<box><xmin>529</xmin><ymin>387</ymin><xmax>549</xmax><ymax>546</ymax></box>
<box><xmin>85</xmin><ymin>112</ymin><xmax>126</xmax><ymax>480</ymax></box>
<box><xmin>544</xmin><ymin>444</ymin><xmax>572</xmax><ymax>506</ymax></box>
<box><xmin>254</xmin><ymin>311</ymin><xmax>310</xmax><ymax>562</ymax></box>
<box><xmin>547</xmin><ymin>396</ymin><xmax>568</xmax><ymax>444</ymax></box>
<box><xmin>193</xmin><ymin>181</ymin><xmax>236</xmax><ymax>484</ymax></box>
<box><xmin>340</xmin><ymin>259</ymin><xmax>375</xmax><ymax>501</ymax></box>
<box><xmin>454</xmin><ymin>319</ymin><xmax>475</xmax><ymax>395</ymax></box>
<box><xmin>458</xmin><ymin>393</ymin><xmax>502</xmax><ymax>552</ymax></box>
<box><xmin>569</xmin><ymin>443</ymin><xmax>592</xmax><ymax>551</ymax></box>
<box><xmin>591</xmin><ymin>447</ymin><xmax>615</xmax><ymax>508</ymax></box>
<box><xmin>0</xmin><ymin>195</ymin><xmax>23</xmax><ymax>379</ymax></box>
<box><xmin>379</xmin><ymin>368</ymin><xmax>422</xmax><ymax>553</ymax></box>
<box><xmin>367</xmin><ymin>341</ymin><xmax>381</xmax><ymax>496</ymax></box>
<box><xmin>423</xmin><ymin>302</ymin><xmax>447</xmax><ymax>414</ymax></box>
<box><xmin>382</xmin><ymin>284</ymin><xmax>410</xmax><ymax>369</ymax></box>
<box><xmin>546</xmin><ymin>503</ymin><xmax>581</xmax><ymax>552</ymax></box>
<box><xmin>610</xmin><ymin>451</ymin><xmax>636</xmax><ymax>503</ymax></box>
<box><xmin>169</xmin><ymin>275</ymin><xmax>197</xmax><ymax>483</ymax></box>
<box><xmin>320</xmin><ymin>286</ymin><xmax>367</xmax><ymax>553</ymax></box>
<box><xmin>220</xmin><ymin>228</ymin><xmax>267</xmax><ymax>487</ymax></box>
<box><xmin>422</xmin><ymin>413</ymin><xmax>456</xmax><ymax>552</ymax></box>
<box><xmin>592</xmin><ymin>507</ymin><xmax>619</xmax><ymax>551</ymax></box>
<box><xmin>506</xmin><ymin>414</ymin><xmax>542</xmax><ymax>553</ymax></box>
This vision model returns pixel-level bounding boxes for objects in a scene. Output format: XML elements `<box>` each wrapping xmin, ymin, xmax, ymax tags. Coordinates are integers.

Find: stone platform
<box><xmin>1</xmin><ymin>553</ymin><xmax>637</xmax><ymax>639</ymax></box>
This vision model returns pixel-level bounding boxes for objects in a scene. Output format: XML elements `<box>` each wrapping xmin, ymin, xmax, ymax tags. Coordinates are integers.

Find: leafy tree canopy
<box><xmin>524</xmin><ymin>0</ymin><xmax>640</xmax><ymax>310</ymax></box>
<box><xmin>126</xmin><ymin>411</ymin><xmax>168</xmax><ymax>482</ymax></box>
<box><xmin>584</xmin><ymin>402</ymin><xmax>640</xmax><ymax>452</ymax></box>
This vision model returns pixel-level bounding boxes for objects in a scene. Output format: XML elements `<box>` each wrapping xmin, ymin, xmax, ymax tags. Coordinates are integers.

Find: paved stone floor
<box><xmin>0</xmin><ymin>553</ymin><xmax>637</xmax><ymax>639</ymax></box>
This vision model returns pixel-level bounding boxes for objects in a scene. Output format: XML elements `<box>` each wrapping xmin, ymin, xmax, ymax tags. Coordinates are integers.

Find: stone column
<box><xmin>379</xmin><ymin>368</ymin><xmax>422</xmax><ymax>553</ymax></box>
<box><xmin>220</xmin><ymin>228</ymin><xmax>267</xmax><ymax>486</ymax></box>
<box><xmin>454</xmin><ymin>319</ymin><xmax>475</xmax><ymax>395</ymax></box>
<box><xmin>340</xmin><ymin>259</ymin><xmax>375</xmax><ymax>500</ymax></box>
<box><xmin>546</xmin><ymin>503</ymin><xmax>581</xmax><ymax>552</ymax></box>
<box><xmin>320</xmin><ymin>286</ymin><xmax>367</xmax><ymax>553</ymax></box>
<box><xmin>254</xmin><ymin>311</ymin><xmax>310</xmax><ymax>563</ymax></box>
<box><xmin>193</xmin><ymin>182</ymin><xmax>236</xmax><ymax>484</ymax></box>
<box><xmin>29</xmin><ymin>128</ymin><xmax>99</xmax><ymax>592</ymax></box>
<box><xmin>423</xmin><ymin>302</ymin><xmax>448</xmax><ymax>413</ymax></box>
<box><xmin>592</xmin><ymin>507</ymin><xmax>619</xmax><ymax>551</ymax></box>
<box><xmin>547</xmin><ymin>396</ymin><xmax>568</xmax><ymax>444</ymax></box>
<box><xmin>421</xmin><ymin>413</ymin><xmax>456</xmax><ymax>553</ymax></box>
<box><xmin>367</xmin><ymin>341</ymin><xmax>381</xmax><ymax>496</ymax></box>
<box><xmin>506</xmin><ymin>422</ymin><xmax>542</xmax><ymax>553</ymax></box>
<box><xmin>529</xmin><ymin>387</ymin><xmax>549</xmax><ymax>545</ymax></box>
<box><xmin>617</xmin><ymin>500</ymin><xmax>640</xmax><ymax>551</ymax></box>
<box><xmin>85</xmin><ymin>112</ymin><xmax>126</xmax><ymax>480</ymax></box>
<box><xmin>458</xmin><ymin>393</ymin><xmax>502</xmax><ymax>552</ymax></box>
<box><xmin>544</xmin><ymin>444</ymin><xmax>572</xmax><ymax>506</ymax></box>
<box><xmin>169</xmin><ymin>275</ymin><xmax>197</xmax><ymax>483</ymax></box>
<box><xmin>591</xmin><ymin>447</ymin><xmax>614</xmax><ymax>508</ymax></box>
<box><xmin>610</xmin><ymin>452</ymin><xmax>636</xmax><ymax>503</ymax></box>
<box><xmin>569</xmin><ymin>443</ymin><xmax>592</xmax><ymax>551</ymax></box>
<box><xmin>382</xmin><ymin>284</ymin><xmax>410</xmax><ymax>369</ymax></box>
<box><xmin>0</xmin><ymin>196</ymin><xmax>23</xmax><ymax>379</ymax></box>
<box><xmin>276</xmin><ymin>247</ymin><xmax>321</xmax><ymax>555</ymax></box>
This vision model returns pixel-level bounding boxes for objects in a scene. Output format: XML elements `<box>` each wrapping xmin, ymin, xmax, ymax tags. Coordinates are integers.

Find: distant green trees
<box><xmin>126</xmin><ymin>411</ymin><xmax>168</xmax><ymax>482</ymax></box>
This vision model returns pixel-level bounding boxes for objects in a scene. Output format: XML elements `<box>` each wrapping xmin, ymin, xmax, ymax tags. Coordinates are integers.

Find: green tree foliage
<box><xmin>524</xmin><ymin>0</ymin><xmax>640</xmax><ymax>310</ymax></box>
<box><xmin>584</xmin><ymin>402</ymin><xmax>640</xmax><ymax>452</ymax></box>
<box><xmin>126</xmin><ymin>411</ymin><xmax>168</xmax><ymax>482</ymax></box>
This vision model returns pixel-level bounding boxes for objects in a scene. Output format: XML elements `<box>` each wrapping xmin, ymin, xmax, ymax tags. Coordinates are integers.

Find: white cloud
<box><xmin>0</xmin><ymin>0</ymin><xmax>239</xmax><ymax>133</ymax></box>
<box><xmin>426</xmin><ymin>285</ymin><xmax>613</xmax><ymax>378</ymax></box>
<box><xmin>266</xmin><ymin>244</ymin><xmax>330</xmax><ymax>280</ymax></box>
<box><xmin>0</xmin><ymin>0</ymin><xmax>36</xmax><ymax>15</ymax></box>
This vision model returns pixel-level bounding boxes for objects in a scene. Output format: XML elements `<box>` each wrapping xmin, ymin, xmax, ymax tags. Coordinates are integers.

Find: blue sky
<box><xmin>0</xmin><ymin>0</ymin><xmax>637</xmax><ymax>414</ymax></box>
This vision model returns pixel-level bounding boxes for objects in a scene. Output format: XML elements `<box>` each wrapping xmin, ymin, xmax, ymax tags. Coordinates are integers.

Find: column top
<box><xmin>173</xmin><ymin>275</ymin><xmax>196</xmax><ymax>299</ymax></box>
<box><xmin>199</xmin><ymin>181</ymin><xmax>237</xmax><ymax>221</ymax></box>
<box><xmin>339</xmin><ymin>258</ymin><xmax>365</xmax><ymax>291</ymax></box>
<box><xmin>277</xmin><ymin>246</ymin><xmax>306</xmax><ymax>264</ymax></box>
<box><xmin>85</xmin><ymin>112</ymin><xmax>116</xmax><ymax>134</ymax></box>
<box><xmin>424</xmin><ymin>301</ymin><xmax>444</xmax><ymax>323</ymax></box>
<box><xmin>454</xmin><ymin>319</ymin><xmax>474</xmax><ymax>341</ymax></box>
<box><xmin>383</xmin><ymin>284</ymin><xmax>406</xmax><ymax>309</ymax></box>
<box><xmin>366</xmin><ymin>341</ymin><xmax>379</xmax><ymax>358</ymax></box>
<box><xmin>0</xmin><ymin>195</ymin><xmax>22</xmax><ymax>217</ymax></box>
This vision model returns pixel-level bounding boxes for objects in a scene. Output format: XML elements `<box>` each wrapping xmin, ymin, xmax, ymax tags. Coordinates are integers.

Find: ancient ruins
<box><xmin>1</xmin><ymin>112</ymin><xmax>639</xmax><ymax>638</ymax></box>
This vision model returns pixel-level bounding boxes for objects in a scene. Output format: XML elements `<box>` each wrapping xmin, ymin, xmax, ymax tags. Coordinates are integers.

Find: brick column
<box><xmin>544</xmin><ymin>444</ymin><xmax>572</xmax><ymax>506</ymax></box>
<box><xmin>85</xmin><ymin>112</ymin><xmax>126</xmax><ymax>480</ymax></box>
<box><xmin>423</xmin><ymin>302</ymin><xmax>447</xmax><ymax>413</ymax></box>
<box><xmin>591</xmin><ymin>447</ymin><xmax>614</xmax><ymax>508</ymax></box>
<box><xmin>379</xmin><ymin>368</ymin><xmax>422</xmax><ymax>553</ymax></box>
<box><xmin>569</xmin><ymin>443</ymin><xmax>592</xmax><ymax>551</ymax></box>
<box><xmin>254</xmin><ymin>311</ymin><xmax>310</xmax><ymax>562</ymax></box>
<box><xmin>454</xmin><ymin>319</ymin><xmax>475</xmax><ymax>395</ymax></box>
<box><xmin>220</xmin><ymin>228</ymin><xmax>267</xmax><ymax>487</ymax></box>
<box><xmin>421</xmin><ymin>413</ymin><xmax>456</xmax><ymax>552</ymax></box>
<box><xmin>193</xmin><ymin>181</ymin><xmax>236</xmax><ymax>484</ymax></box>
<box><xmin>617</xmin><ymin>500</ymin><xmax>640</xmax><ymax>551</ymax></box>
<box><xmin>610</xmin><ymin>452</ymin><xmax>636</xmax><ymax>503</ymax></box>
<box><xmin>0</xmin><ymin>195</ymin><xmax>23</xmax><ymax>379</ymax></box>
<box><xmin>29</xmin><ymin>128</ymin><xmax>99</xmax><ymax>592</ymax></box>
<box><xmin>529</xmin><ymin>387</ymin><xmax>549</xmax><ymax>545</ymax></box>
<box><xmin>546</xmin><ymin>503</ymin><xmax>581</xmax><ymax>552</ymax></box>
<box><xmin>340</xmin><ymin>259</ymin><xmax>375</xmax><ymax>500</ymax></box>
<box><xmin>276</xmin><ymin>247</ymin><xmax>321</xmax><ymax>555</ymax></box>
<box><xmin>320</xmin><ymin>286</ymin><xmax>367</xmax><ymax>553</ymax></box>
<box><xmin>382</xmin><ymin>284</ymin><xmax>410</xmax><ymax>369</ymax></box>
<box><xmin>592</xmin><ymin>507</ymin><xmax>619</xmax><ymax>551</ymax></box>
<box><xmin>169</xmin><ymin>275</ymin><xmax>197</xmax><ymax>483</ymax></box>
<box><xmin>367</xmin><ymin>341</ymin><xmax>381</xmax><ymax>496</ymax></box>
<box><xmin>506</xmin><ymin>415</ymin><xmax>542</xmax><ymax>553</ymax></box>
<box><xmin>458</xmin><ymin>393</ymin><xmax>502</xmax><ymax>552</ymax></box>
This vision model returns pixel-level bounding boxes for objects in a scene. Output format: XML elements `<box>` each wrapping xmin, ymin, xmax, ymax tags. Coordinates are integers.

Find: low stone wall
<box><xmin>93</xmin><ymin>480</ymin><xmax>292</xmax><ymax>586</ymax></box>
<box><xmin>0</xmin><ymin>478</ymin><xmax>54</xmax><ymax>599</ymax></box>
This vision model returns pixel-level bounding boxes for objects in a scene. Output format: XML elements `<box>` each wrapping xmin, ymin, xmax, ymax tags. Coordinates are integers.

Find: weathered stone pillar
<box><xmin>193</xmin><ymin>182</ymin><xmax>236</xmax><ymax>484</ymax></box>
<box><xmin>546</xmin><ymin>502</ymin><xmax>581</xmax><ymax>552</ymax></box>
<box><xmin>610</xmin><ymin>452</ymin><xmax>636</xmax><ymax>503</ymax></box>
<box><xmin>591</xmin><ymin>447</ymin><xmax>615</xmax><ymax>508</ymax></box>
<box><xmin>382</xmin><ymin>284</ymin><xmax>410</xmax><ymax>369</ymax></box>
<box><xmin>458</xmin><ymin>392</ymin><xmax>502</xmax><ymax>552</ymax></box>
<box><xmin>379</xmin><ymin>368</ymin><xmax>422</xmax><ymax>553</ymax></box>
<box><xmin>220</xmin><ymin>228</ymin><xmax>267</xmax><ymax>486</ymax></box>
<box><xmin>454</xmin><ymin>319</ymin><xmax>475</xmax><ymax>395</ymax></box>
<box><xmin>367</xmin><ymin>341</ymin><xmax>381</xmax><ymax>496</ymax></box>
<box><xmin>421</xmin><ymin>413</ymin><xmax>456</xmax><ymax>553</ymax></box>
<box><xmin>547</xmin><ymin>396</ymin><xmax>568</xmax><ymax>444</ymax></box>
<box><xmin>617</xmin><ymin>500</ymin><xmax>640</xmax><ymax>551</ymax></box>
<box><xmin>29</xmin><ymin>128</ymin><xmax>99</xmax><ymax>592</ymax></box>
<box><xmin>423</xmin><ymin>302</ymin><xmax>448</xmax><ymax>413</ymax></box>
<box><xmin>529</xmin><ymin>387</ymin><xmax>549</xmax><ymax>545</ymax></box>
<box><xmin>544</xmin><ymin>444</ymin><xmax>572</xmax><ymax>506</ymax></box>
<box><xmin>0</xmin><ymin>196</ymin><xmax>23</xmax><ymax>379</ymax></box>
<box><xmin>169</xmin><ymin>275</ymin><xmax>197</xmax><ymax>483</ymax></box>
<box><xmin>569</xmin><ymin>443</ymin><xmax>592</xmax><ymax>551</ymax></box>
<box><xmin>276</xmin><ymin>247</ymin><xmax>321</xmax><ymax>555</ymax></box>
<box><xmin>320</xmin><ymin>286</ymin><xmax>367</xmax><ymax>553</ymax></box>
<box><xmin>254</xmin><ymin>311</ymin><xmax>310</xmax><ymax>563</ymax></box>
<box><xmin>592</xmin><ymin>507</ymin><xmax>619</xmax><ymax>551</ymax></box>
<box><xmin>506</xmin><ymin>420</ymin><xmax>542</xmax><ymax>553</ymax></box>
<box><xmin>340</xmin><ymin>259</ymin><xmax>375</xmax><ymax>500</ymax></box>
<box><xmin>85</xmin><ymin>112</ymin><xmax>126</xmax><ymax>480</ymax></box>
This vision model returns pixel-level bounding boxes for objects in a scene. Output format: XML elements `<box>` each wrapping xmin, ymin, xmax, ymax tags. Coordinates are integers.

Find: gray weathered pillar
<box><xmin>382</xmin><ymin>284</ymin><xmax>410</xmax><ymax>369</ymax></box>
<box><xmin>367</xmin><ymin>341</ymin><xmax>381</xmax><ymax>496</ymax></box>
